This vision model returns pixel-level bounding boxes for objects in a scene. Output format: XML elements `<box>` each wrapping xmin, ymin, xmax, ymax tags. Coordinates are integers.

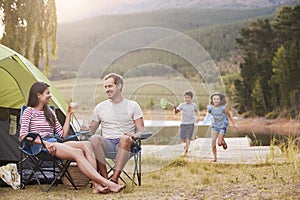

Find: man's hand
<box><xmin>125</xmin><ymin>132</ymin><xmax>140</xmax><ymax>140</ymax></box>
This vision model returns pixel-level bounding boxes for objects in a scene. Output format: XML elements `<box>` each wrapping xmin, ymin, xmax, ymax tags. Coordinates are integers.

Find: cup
<box><xmin>69</xmin><ymin>102</ymin><xmax>79</xmax><ymax>113</ymax></box>
<box><xmin>70</xmin><ymin>102</ymin><xmax>79</xmax><ymax>109</ymax></box>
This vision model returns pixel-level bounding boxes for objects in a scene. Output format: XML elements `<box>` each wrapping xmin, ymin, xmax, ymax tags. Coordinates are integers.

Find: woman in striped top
<box><xmin>19</xmin><ymin>82</ymin><xmax>124</xmax><ymax>194</ymax></box>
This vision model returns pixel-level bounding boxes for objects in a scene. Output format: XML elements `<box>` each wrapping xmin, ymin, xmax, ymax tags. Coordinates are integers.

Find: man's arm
<box><xmin>89</xmin><ymin>120</ymin><xmax>101</xmax><ymax>134</ymax></box>
<box><xmin>125</xmin><ymin>117</ymin><xmax>145</xmax><ymax>140</ymax></box>
<box><xmin>134</xmin><ymin>117</ymin><xmax>145</xmax><ymax>133</ymax></box>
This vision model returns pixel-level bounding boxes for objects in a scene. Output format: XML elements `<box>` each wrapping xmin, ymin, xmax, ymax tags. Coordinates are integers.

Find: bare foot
<box><xmin>93</xmin><ymin>183</ymin><xmax>109</xmax><ymax>194</ymax></box>
<box><xmin>107</xmin><ymin>181</ymin><xmax>125</xmax><ymax>193</ymax></box>
<box><xmin>110</xmin><ymin>178</ymin><xmax>118</xmax><ymax>184</ymax></box>
<box><xmin>213</xmin><ymin>159</ymin><xmax>217</xmax><ymax>162</ymax></box>
<box><xmin>183</xmin><ymin>151</ymin><xmax>188</xmax><ymax>157</ymax></box>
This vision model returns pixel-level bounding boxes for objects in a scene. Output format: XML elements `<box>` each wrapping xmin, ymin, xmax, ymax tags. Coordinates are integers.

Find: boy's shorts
<box><xmin>212</xmin><ymin>127</ymin><xmax>227</xmax><ymax>135</ymax></box>
<box><xmin>180</xmin><ymin>124</ymin><xmax>194</xmax><ymax>140</ymax></box>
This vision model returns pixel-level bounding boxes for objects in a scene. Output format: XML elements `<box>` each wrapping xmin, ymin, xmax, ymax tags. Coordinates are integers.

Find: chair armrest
<box><xmin>139</xmin><ymin>132</ymin><xmax>152</xmax><ymax>140</ymax></box>
<box><xmin>20</xmin><ymin>132</ymin><xmax>45</xmax><ymax>155</ymax></box>
<box><xmin>74</xmin><ymin>130</ymin><xmax>91</xmax><ymax>141</ymax></box>
<box><xmin>20</xmin><ymin>132</ymin><xmax>40</xmax><ymax>148</ymax></box>
<box><xmin>55</xmin><ymin>135</ymin><xmax>78</xmax><ymax>143</ymax></box>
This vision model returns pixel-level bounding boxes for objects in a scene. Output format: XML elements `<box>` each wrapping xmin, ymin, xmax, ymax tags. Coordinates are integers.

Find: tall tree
<box><xmin>235</xmin><ymin>5</ymin><xmax>300</xmax><ymax>118</ymax></box>
<box><xmin>271</xmin><ymin>5</ymin><xmax>300</xmax><ymax>117</ymax></box>
<box><xmin>235</xmin><ymin>19</ymin><xmax>275</xmax><ymax>115</ymax></box>
<box><xmin>272</xmin><ymin>6</ymin><xmax>300</xmax><ymax>48</ymax></box>
<box><xmin>271</xmin><ymin>45</ymin><xmax>290</xmax><ymax>110</ymax></box>
<box><xmin>0</xmin><ymin>0</ymin><xmax>57</xmax><ymax>76</ymax></box>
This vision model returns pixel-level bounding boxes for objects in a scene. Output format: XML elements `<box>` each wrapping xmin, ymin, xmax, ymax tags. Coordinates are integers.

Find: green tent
<box><xmin>0</xmin><ymin>44</ymin><xmax>76</xmax><ymax>164</ymax></box>
<box><xmin>0</xmin><ymin>44</ymin><xmax>67</xmax><ymax>111</ymax></box>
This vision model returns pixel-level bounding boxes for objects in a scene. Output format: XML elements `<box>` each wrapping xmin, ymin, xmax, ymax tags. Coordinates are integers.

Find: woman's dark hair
<box><xmin>209</xmin><ymin>92</ymin><xmax>226</xmax><ymax>106</ymax></box>
<box><xmin>27</xmin><ymin>82</ymin><xmax>56</xmax><ymax>127</ymax></box>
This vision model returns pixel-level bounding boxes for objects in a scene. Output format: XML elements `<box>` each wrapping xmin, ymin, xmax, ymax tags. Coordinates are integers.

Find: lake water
<box><xmin>144</xmin><ymin>120</ymin><xmax>300</xmax><ymax>146</ymax></box>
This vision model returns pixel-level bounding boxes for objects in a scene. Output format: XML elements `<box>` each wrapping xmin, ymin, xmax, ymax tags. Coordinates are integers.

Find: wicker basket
<box><xmin>62</xmin><ymin>162</ymin><xmax>89</xmax><ymax>188</ymax></box>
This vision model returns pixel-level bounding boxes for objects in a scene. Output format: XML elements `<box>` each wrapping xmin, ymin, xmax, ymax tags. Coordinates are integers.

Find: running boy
<box><xmin>174</xmin><ymin>91</ymin><xmax>200</xmax><ymax>156</ymax></box>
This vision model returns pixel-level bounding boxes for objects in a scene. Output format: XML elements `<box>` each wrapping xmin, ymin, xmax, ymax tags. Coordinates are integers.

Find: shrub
<box><xmin>265</xmin><ymin>111</ymin><xmax>279</xmax><ymax>119</ymax></box>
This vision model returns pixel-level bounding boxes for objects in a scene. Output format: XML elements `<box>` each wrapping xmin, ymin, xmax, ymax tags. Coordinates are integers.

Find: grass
<box><xmin>2</xmin><ymin>148</ymin><xmax>300</xmax><ymax>200</ymax></box>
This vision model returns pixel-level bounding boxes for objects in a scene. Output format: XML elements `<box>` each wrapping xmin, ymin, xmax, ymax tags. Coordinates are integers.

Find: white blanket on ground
<box><xmin>0</xmin><ymin>163</ymin><xmax>20</xmax><ymax>189</ymax></box>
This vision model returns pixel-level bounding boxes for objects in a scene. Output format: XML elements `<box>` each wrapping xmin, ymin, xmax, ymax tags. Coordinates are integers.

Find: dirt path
<box><xmin>138</xmin><ymin>137</ymin><xmax>282</xmax><ymax>169</ymax></box>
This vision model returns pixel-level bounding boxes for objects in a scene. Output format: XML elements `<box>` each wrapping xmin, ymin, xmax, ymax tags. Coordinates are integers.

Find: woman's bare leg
<box><xmin>64</xmin><ymin>141</ymin><xmax>96</xmax><ymax>168</ymax></box>
<box><xmin>52</xmin><ymin>142</ymin><xmax>124</xmax><ymax>193</ymax></box>
<box><xmin>63</xmin><ymin>141</ymin><xmax>108</xmax><ymax>193</ymax></box>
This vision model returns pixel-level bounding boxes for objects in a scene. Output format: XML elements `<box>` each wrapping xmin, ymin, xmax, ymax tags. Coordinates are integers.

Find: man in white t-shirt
<box><xmin>89</xmin><ymin>73</ymin><xmax>145</xmax><ymax>184</ymax></box>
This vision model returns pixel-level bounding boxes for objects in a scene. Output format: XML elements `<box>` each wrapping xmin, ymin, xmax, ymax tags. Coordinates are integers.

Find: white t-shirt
<box><xmin>177</xmin><ymin>102</ymin><xmax>198</xmax><ymax>124</ymax></box>
<box><xmin>92</xmin><ymin>99</ymin><xmax>143</xmax><ymax>139</ymax></box>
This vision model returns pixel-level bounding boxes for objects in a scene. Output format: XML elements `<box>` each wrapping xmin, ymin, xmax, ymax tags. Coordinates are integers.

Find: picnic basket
<box><xmin>62</xmin><ymin>162</ymin><xmax>89</xmax><ymax>188</ymax></box>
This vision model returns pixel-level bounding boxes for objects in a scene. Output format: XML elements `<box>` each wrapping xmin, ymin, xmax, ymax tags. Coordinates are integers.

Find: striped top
<box><xmin>20</xmin><ymin>107</ymin><xmax>63</xmax><ymax>139</ymax></box>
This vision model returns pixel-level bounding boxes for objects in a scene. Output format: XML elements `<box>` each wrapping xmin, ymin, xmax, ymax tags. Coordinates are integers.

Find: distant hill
<box><xmin>96</xmin><ymin>0</ymin><xmax>294</xmax><ymax>15</ymax></box>
<box><xmin>57</xmin><ymin>0</ymin><xmax>294</xmax><ymax>23</ymax></box>
<box><xmin>51</xmin><ymin>6</ymin><xmax>280</xmax><ymax>80</ymax></box>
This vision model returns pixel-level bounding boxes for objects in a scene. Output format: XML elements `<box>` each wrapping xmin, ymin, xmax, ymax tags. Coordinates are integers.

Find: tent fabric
<box><xmin>0</xmin><ymin>44</ymin><xmax>68</xmax><ymax>112</ymax></box>
<box><xmin>0</xmin><ymin>44</ymin><xmax>73</xmax><ymax>163</ymax></box>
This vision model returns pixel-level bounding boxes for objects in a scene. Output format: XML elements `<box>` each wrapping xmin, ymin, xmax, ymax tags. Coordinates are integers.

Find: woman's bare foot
<box><xmin>110</xmin><ymin>178</ymin><xmax>118</xmax><ymax>184</ymax></box>
<box><xmin>107</xmin><ymin>181</ymin><xmax>125</xmax><ymax>193</ymax></box>
<box><xmin>93</xmin><ymin>183</ymin><xmax>109</xmax><ymax>194</ymax></box>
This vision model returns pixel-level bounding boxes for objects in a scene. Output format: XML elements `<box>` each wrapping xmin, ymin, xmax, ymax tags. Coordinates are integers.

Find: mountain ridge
<box><xmin>58</xmin><ymin>0</ymin><xmax>294</xmax><ymax>24</ymax></box>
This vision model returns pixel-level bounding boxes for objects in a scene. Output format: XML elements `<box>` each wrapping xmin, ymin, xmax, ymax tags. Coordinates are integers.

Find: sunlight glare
<box><xmin>56</xmin><ymin>0</ymin><xmax>120</xmax><ymax>23</ymax></box>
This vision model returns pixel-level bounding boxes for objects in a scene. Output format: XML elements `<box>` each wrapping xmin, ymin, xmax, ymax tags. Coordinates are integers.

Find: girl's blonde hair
<box><xmin>209</xmin><ymin>92</ymin><xmax>226</xmax><ymax>106</ymax></box>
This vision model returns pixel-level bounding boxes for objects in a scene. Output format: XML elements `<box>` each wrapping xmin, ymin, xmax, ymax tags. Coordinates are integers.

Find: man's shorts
<box><xmin>104</xmin><ymin>137</ymin><xmax>141</xmax><ymax>156</ymax></box>
<box><xmin>212</xmin><ymin>127</ymin><xmax>227</xmax><ymax>135</ymax></box>
<box><xmin>104</xmin><ymin>138</ymin><xmax>120</xmax><ymax>154</ymax></box>
<box><xmin>180</xmin><ymin>124</ymin><xmax>194</xmax><ymax>140</ymax></box>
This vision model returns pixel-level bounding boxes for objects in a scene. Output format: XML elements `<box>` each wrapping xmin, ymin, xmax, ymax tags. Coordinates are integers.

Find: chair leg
<box><xmin>58</xmin><ymin>160</ymin><xmax>78</xmax><ymax>190</ymax></box>
<box><xmin>105</xmin><ymin>150</ymin><xmax>143</xmax><ymax>186</ymax></box>
<box><xmin>106</xmin><ymin>159</ymin><xmax>128</xmax><ymax>185</ymax></box>
<box><xmin>119</xmin><ymin>154</ymin><xmax>138</xmax><ymax>186</ymax></box>
<box><xmin>19</xmin><ymin>150</ymin><xmax>25</xmax><ymax>189</ymax></box>
<box><xmin>20</xmin><ymin>156</ymin><xmax>74</xmax><ymax>192</ymax></box>
<box><xmin>137</xmin><ymin>152</ymin><xmax>142</xmax><ymax>186</ymax></box>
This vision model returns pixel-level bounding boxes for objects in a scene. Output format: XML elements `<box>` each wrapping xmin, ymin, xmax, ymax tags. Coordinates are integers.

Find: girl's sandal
<box><xmin>222</xmin><ymin>142</ymin><xmax>228</xmax><ymax>150</ymax></box>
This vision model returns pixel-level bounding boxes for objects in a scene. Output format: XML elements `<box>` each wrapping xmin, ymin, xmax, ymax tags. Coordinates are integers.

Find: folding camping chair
<box><xmin>105</xmin><ymin>132</ymin><xmax>152</xmax><ymax>186</ymax></box>
<box><xmin>18</xmin><ymin>106</ymin><xmax>78</xmax><ymax>192</ymax></box>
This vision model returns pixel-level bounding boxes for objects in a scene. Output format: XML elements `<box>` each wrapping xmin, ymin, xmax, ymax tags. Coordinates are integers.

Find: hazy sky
<box><xmin>56</xmin><ymin>0</ymin><xmax>119</xmax><ymax>23</ymax></box>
